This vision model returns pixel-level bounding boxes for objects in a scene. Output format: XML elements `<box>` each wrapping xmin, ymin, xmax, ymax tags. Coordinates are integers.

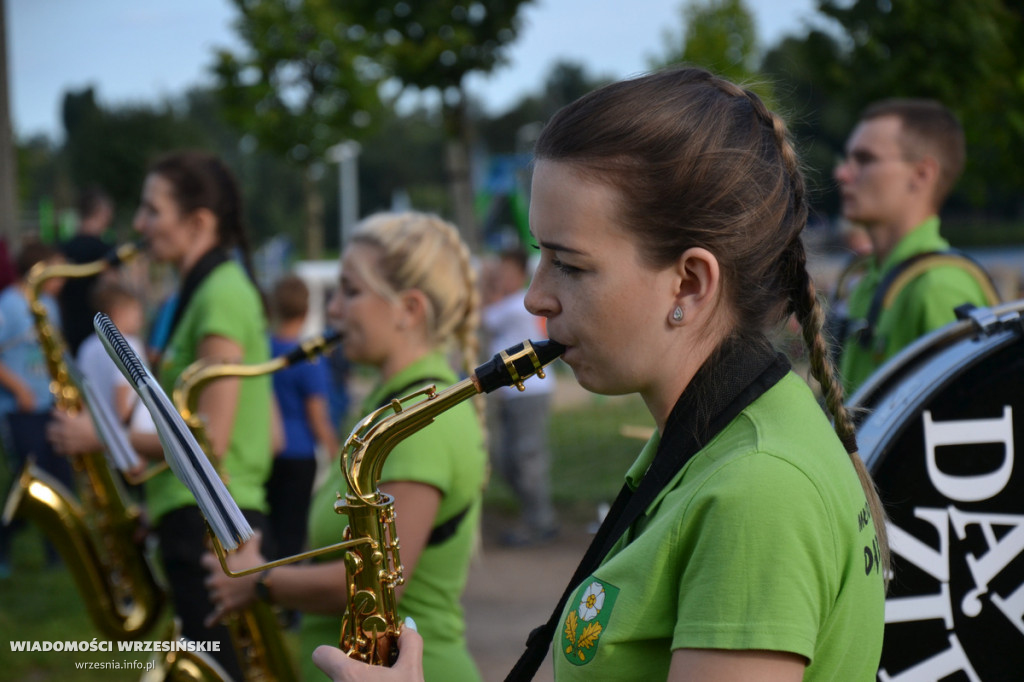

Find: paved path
<box><xmin>463</xmin><ymin>514</ymin><xmax>594</xmax><ymax>682</ymax></box>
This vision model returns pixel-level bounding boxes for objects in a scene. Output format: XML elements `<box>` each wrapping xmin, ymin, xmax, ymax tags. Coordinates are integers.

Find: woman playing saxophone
<box><xmin>314</xmin><ymin>66</ymin><xmax>888</xmax><ymax>682</ymax></box>
<box><xmin>50</xmin><ymin>150</ymin><xmax>273</xmax><ymax>680</ymax></box>
<box><xmin>203</xmin><ymin>211</ymin><xmax>487</xmax><ymax>682</ymax></box>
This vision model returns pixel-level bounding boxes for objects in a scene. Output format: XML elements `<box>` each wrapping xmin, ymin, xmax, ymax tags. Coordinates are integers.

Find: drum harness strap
<box><xmin>847</xmin><ymin>249</ymin><xmax>1001</xmax><ymax>351</ymax></box>
<box><xmin>505</xmin><ymin>335</ymin><xmax>791</xmax><ymax>681</ymax></box>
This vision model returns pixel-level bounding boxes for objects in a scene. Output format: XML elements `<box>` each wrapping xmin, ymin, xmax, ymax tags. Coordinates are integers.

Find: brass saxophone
<box><xmin>1</xmin><ymin>243</ymin><xmax>167</xmax><ymax>639</ymax></box>
<box><xmin>335</xmin><ymin>339</ymin><xmax>564</xmax><ymax>665</ymax></box>
<box><xmin>171</xmin><ymin>331</ymin><xmax>343</xmax><ymax>682</ymax></box>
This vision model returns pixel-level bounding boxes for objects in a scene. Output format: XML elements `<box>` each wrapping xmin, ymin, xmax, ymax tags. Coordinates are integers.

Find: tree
<box><xmin>761</xmin><ymin>30</ymin><xmax>851</xmax><ymax>220</ymax></box>
<box><xmin>0</xmin><ymin>0</ymin><xmax>18</xmax><ymax>244</ymax></box>
<box><xmin>61</xmin><ymin>87</ymin><xmax>209</xmax><ymax>238</ymax></box>
<box><xmin>369</xmin><ymin>0</ymin><xmax>536</xmax><ymax>251</ymax></box>
<box><xmin>652</xmin><ymin>0</ymin><xmax>770</xmax><ymax>102</ymax></box>
<box><xmin>213</xmin><ymin>0</ymin><xmax>387</xmax><ymax>258</ymax></box>
<box><xmin>816</xmin><ymin>0</ymin><xmax>1024</xmax><ymax>216</ymax></box>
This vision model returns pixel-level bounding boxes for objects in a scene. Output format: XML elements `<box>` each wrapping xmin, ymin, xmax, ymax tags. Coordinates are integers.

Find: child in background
<box><xmin>76</xmin><ymin>280</ymin><xmax>148</xmax><ymax>424</ymax></box>
<box><xmin>0</xmin><ymin>241</ymin><xmax>72</xmax><ymax>577</ymax></box>
<box><xmin>265</xmin><ymin>274</ymin><xmax>339</xmax><ymax>562</ymax></box>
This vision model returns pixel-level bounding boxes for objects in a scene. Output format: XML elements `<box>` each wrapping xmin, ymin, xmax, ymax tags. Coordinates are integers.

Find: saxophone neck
<box><xmin>342</xmin><ymin>339</ymin><xmax>566</xmax><ymax>501</ymax></box>
<box><xmin>343</xmin><ymin>378</ymin><xmax>479</xmax><ymax>500</ymax></box>
<box><xmin>25</xmin><ymin>263</ymin><xmax>79</xmax><ymax>411</ymax></box>
<box><xmin>173</xmin><ymin>330</ymin><xmax>342</xmax><ymax>422</ymax></box>
<box><xmin>24</xmin><ymin>242</ymin><xmax>142</xmax><ymax>412</ymax></box>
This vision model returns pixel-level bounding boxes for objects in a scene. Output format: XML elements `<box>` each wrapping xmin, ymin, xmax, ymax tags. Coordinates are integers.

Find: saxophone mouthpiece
<box><xmin>105</xmin><ymin>242</ymin><xmax>144</xmax><ymax>267</ymax></box>
<box><xmin>474</xmin><ymin>339</ymin><xmax>566</xmax><ymax>393</ymax></box>
<box><xmin>281</xmin><ymin>328</ymin><xmax>343</xmax><ymax>366</ymax></box>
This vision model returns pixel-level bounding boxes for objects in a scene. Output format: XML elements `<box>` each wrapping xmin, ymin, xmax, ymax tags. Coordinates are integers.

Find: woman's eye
<box><xmin>552</xmin><ymin>258</ymin><xmax>582</xmax><ymax>275</ymax></box>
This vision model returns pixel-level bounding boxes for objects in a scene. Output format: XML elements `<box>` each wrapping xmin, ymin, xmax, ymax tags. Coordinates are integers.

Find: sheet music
<box><xmin>93</xmin><ymin>313</ymin><xmax>253</xmax><ymax>550</ymax></box>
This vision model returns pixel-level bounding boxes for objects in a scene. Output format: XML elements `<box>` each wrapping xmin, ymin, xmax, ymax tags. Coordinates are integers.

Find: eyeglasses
<box><xmin>835</xmin><ymin>151</ymin><xmax>911</xmax><ymax>170</ymax></box>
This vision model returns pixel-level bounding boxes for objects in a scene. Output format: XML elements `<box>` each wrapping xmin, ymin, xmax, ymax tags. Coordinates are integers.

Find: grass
<box><xmin>483</xmin><ymin>387</ymin><xmax>653</xmax><ymax>524</ymax></box>
<box><xmin>0</xmin><ymin>391</ymin><xmax>651</xmax><ymax>680</ymax></box>
<box><xmin>0</xmin><ymin>527</ymin><xmax>145</xmax><ymax>681</ymax></box>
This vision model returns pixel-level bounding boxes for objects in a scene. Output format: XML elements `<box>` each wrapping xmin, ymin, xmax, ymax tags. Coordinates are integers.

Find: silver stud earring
<box><xmin>672</xmin><ymin>306</ymin><xmax>684</xmax><ymax>323</ymax></box>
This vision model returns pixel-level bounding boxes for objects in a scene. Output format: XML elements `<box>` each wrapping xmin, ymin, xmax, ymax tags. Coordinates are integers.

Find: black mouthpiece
<box><xmin>104</xmin><ymin>242</ymin><xmax>141</xmax><ymax>267</ymax></box>
<box><xmin>280</xmin><ymin>329</ymin><xmax>343</xmax><ymax>366</ymax></box>
<box><xmin>474</xmin><ymin>339</ymin><xmax>566</xmax><ymax>394</ymax></box>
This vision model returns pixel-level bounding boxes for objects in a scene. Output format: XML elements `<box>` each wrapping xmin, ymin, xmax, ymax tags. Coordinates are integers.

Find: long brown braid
<box><xmin>535</xmin><ymin>66</ymin><xmax>890</xmax><ymax>580</ymax></box>
<box><xmin>722</xmin><ymin>77</ymin><xmax>891</xmax><ymax>581</ymax></box>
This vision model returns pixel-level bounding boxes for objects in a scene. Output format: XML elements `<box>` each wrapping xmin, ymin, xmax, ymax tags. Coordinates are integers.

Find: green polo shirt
<box><xmin>839</xmin><ymin>216</ymin><xmax>992</xmax><ymax>394</ymax></box>
<box><xmin>302</xmin><ymin>351</ymin><xmax>486</xmax><ymax>682</ymax></box>
<box><xmin>552</xmin><ymin>372</ymin><xmax>884</xmax><ymax>681</ymax></box>
<box><xmin>146</xmin><ymin>261</ymin><xmax>272</xmax><ymax>524</ymax></box>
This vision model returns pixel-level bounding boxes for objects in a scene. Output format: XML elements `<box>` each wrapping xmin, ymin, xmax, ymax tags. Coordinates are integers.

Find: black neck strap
<box><xmin>504</xmin><ymin>335</ymin><xmax>790</xmax><ymax>681</ymax></box>
<box><xmin>162</xmin><ymin>248</ymin><xmax>230</xmax><ymax>358</ymax></box>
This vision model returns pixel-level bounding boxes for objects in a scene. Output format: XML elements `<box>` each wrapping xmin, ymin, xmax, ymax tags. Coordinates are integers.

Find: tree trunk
<box><xmin>443</xmin><ymin>92</ymin><xmax>479</xmax><ymax>253</ymax></box>
<box><xmin>303</xmin><ymin>165</ymin><xmax>324</xmax><ymax>260</ymax></box>
<box><xmin>0</xmin><ymin>0</ymin><xmax>19</xmax><ymax>246</ymax></box>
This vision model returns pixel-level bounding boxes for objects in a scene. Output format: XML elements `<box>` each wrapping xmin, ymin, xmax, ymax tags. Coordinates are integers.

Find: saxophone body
<box><xmin>170</xmin><ymin>332</ymin><xmax>342</xmax><ymax>682</ymax></box>
<box><xmin>336</xmin><ymin>339</ymin><xmax>565</xmax><ymax>665</ymax></box>
<box><xmin>2</xmin><ymin>244</ymin><xmax>167</xmax><ymax>640</ymax></box>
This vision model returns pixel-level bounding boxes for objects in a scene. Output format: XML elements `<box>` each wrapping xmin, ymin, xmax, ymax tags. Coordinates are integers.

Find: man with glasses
<box><xmin>833</xmin><ymin>99</ymin><xmax>997</xmax><ymax>395</ymax></box>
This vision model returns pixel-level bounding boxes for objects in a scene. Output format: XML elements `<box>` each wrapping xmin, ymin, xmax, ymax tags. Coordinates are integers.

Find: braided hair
<box><xmin>348</xmin><ymin>212</ymin><xmax>481</xmax><ymax>380</ymax></box>
<box><xmin>535</xmin><ymin>66</ymin><xmax>889</xmax><ymax>579</ymax></box>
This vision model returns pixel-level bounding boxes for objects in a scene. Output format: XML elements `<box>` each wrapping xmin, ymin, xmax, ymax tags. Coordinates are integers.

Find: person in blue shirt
<box><xmin>265</xmin><ymin>273</ymin><xmax>339</xmax><ymax>562</ymax></box>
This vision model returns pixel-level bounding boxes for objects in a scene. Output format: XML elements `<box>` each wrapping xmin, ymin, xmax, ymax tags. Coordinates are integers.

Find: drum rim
<box><xmin>856</xmin><ymin>317</ymin><xmax>1023</xmax><ymax>471</ymax></box>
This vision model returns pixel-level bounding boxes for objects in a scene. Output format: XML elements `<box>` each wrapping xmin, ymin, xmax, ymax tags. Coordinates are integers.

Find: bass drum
<box><xmin>849</xmin><ymin>300</ymin><xmax>1024</xmax><ymax>681</ymax></box>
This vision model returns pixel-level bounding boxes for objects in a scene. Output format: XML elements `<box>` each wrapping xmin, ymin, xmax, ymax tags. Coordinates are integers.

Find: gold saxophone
<box><xmin>204</xmin><ymin>339</ymin><xmax>562</xmax><ymax>668</ymax></box>
<box><xmin>1</xmin><ymin>244</ymin><xmax>167</xmax><ymax>639</ymax></box>
<box><xmin>334</xmin><ymin>339</ymin><xmax>564</xmax><ymax>665</ymax></box>
<box><xmin>171</xmin><ymin>331</ymin><xmax>343</xmax><ymax>682</ymax></box>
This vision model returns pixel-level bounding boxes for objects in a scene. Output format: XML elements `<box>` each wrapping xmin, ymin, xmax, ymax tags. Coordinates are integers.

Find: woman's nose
<box><xmin>326</xmin><ymin>289</ymin><xmax>344</xmax><ymax>323</ymax></box>
<box><xmin>524</xmin><ymin>276</ymin><xmax>556</xmax><ymax>320</ymax></box>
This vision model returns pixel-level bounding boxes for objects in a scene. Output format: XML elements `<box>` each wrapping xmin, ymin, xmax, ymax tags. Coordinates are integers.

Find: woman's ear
<box><xmin>396</xmin><ymin>289</ymin><xmax>429</xmax><ymax>332</ymax></box>
<box><xmin>671</xmin><ymin>247</ymin><xmax>721</xmax><ymax>324</ymax></box>
<box><xmin>189</xmin><ymin>207</ymin><xmax>219</xmax><ymax>241</ymax></box>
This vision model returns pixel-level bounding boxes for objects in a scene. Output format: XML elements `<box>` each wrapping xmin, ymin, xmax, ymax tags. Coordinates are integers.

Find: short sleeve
<box><xmin>672</xmin><ymin>453</ymin><xmax>835</xmax><ymax>663</ymax></box>
<box><xmin>191</xmin><ymin>286</ymin><xmax>253</xmax><ymax>346</ymax></box>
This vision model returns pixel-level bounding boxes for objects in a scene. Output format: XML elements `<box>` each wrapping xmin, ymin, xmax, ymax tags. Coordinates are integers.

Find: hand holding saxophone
<box><xmin>313</xmin><ymin>625</ymin><xmax>425</xmax><ymax>682</ymax></box>
<box><xmin>201</xmin><ymin>530</ymin><xmax>269</xmax><ymax>627</ymax></box>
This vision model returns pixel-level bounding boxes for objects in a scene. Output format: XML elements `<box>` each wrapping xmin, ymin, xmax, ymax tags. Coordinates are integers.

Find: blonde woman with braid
<box><xmin>203</xmin><ymin>211</ymin><xmax>486</xmax><ymax>681</ymax></box>
<box><xmin>313</xmin><ymin>67</ymin><xmax>888</xmax><ymax>682</ymax></box>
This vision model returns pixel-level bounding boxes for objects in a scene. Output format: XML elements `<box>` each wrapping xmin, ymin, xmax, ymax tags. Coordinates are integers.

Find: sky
<box><xmin>7</xmin><ymin>0</ymin><xmax>821</xmax><ymax>141</ymax></box>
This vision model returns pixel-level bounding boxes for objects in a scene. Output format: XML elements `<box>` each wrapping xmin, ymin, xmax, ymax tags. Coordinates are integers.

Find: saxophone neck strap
<box><xmin>157</xmin><ymin>247</ymin><xmax>230</xmax><ymax>361</ymax></box>
<box><xmin>504</xmin><ymin>335</ymin><xmax>790</xmax><ymax>681</ymax></box>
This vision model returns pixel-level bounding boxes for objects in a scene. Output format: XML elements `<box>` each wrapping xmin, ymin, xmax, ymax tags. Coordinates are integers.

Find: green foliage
<box><xmin>371</xmin><ymin>0</ymin><xmax>535</xmax><ymax>96</ymax></box>
<box><xmin>652</xmin><ymin>0</ymin><xmax>772</xmax><ymax>103</ymax></box>
<box><xmin>60</xmin><ymin>87</ymin><xmax>209</xmax><ymax>227</ymax></box>
<box><xmin>761</xmin><ymin>31</ymin><xmax>851</xmax><ymax>217</ymax></box>
<box><xmin>212</xmin><ymin>0</ymin><xmax>386</xmax><ymax>166</ymax></box>
<box><xmin>476</xmin><ymin>61</ymin><xmax>611</xmax><ymax>155</ymax></box>
<box><xmin>813</xmin><ymin>0</ymin><xmax>1024</xmax><ymax>214</ymax></box>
